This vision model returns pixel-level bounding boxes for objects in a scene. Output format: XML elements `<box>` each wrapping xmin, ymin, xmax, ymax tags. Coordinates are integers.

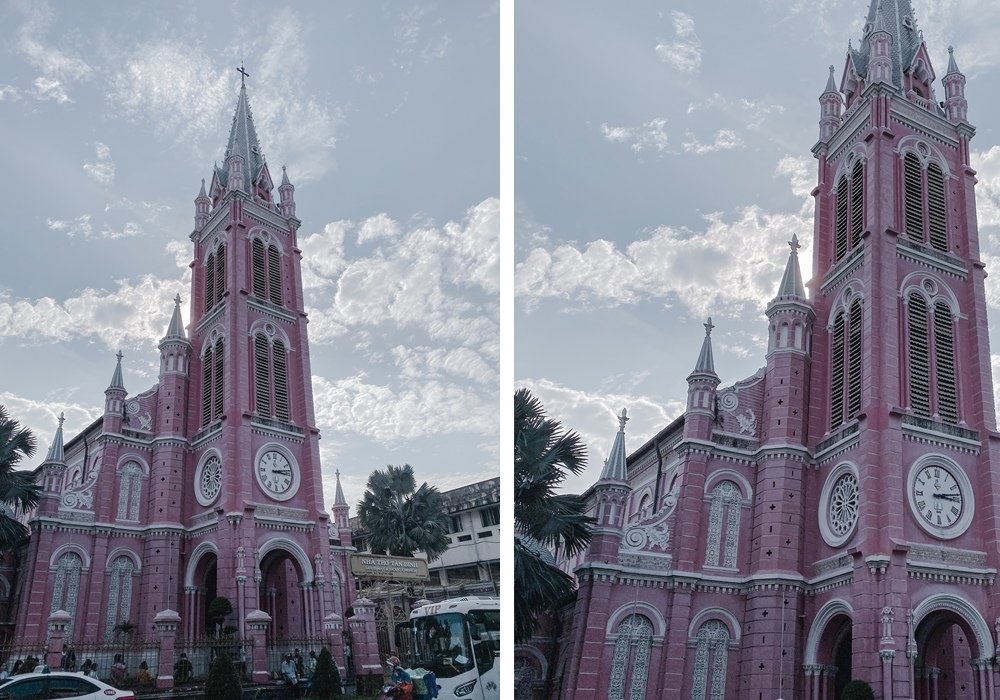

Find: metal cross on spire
<box><xmin>789</xmin><ymin>233</ymin><xmax>801</xmax><ymax>253</ymax></box>
<box><xmin>237</xmin><ymin>63</ymin><xmax>250</xmax><ymax>86</ymax></box>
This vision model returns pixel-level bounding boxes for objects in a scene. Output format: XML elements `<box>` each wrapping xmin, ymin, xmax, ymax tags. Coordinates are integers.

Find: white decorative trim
<box><xmin>49</xmin><ymin>544</ymin><xmax>92</xmax><ymax>570</ymax></box>
<box><xmin>115</xmin><ymin>455</ymin><xmax>151</xmax><ymax>476</ymax></box>
<box><xmin>105</xmin><ymin>547</ymin><xmax>142</xmax><ymax>572</ymax></box>
<box><xmin>830</xmin><ymin>143</ymin><xmax>872</xmax><ymax>183</ymax></box>
<box><xmin>257</xmin><ymin>536</ymin><xmax>315</xmax><ymax>584</ymax></box>
<box><xmin>184</xmin><ymin>540</ymin><xmax>219</xmax><ymax>587</ymax></box>
<box><xmin>687</xmin><ymin>608</ymin><xmax>741</xmax><ymax>645</ymax></box>
<box><xmin>804</xmin><ymin>598</ymin><xmax>853</xmax><ymax>665</ymax></box>
<box><xmin>704</xmin><ymin>469</ymin><xmax>753</xmax><ymax>501</ymax></box>
<box><xmin>906</xmin><ymin>454</ymin><xmax>975</xmax><ymax>540</ymax></box>
<box><xmin>248</xmin><ymin>318</ymin><xmax>292</xmax><ymax>346</ymax></box>
<box><xmin>605</xmin><ymin>602</ymin><xmax>666</xmax><ymax>638</ymax></box>
<box><xmin>895</xmin><ymin>136</ymin><xmax>953</xmax><ymax>178</ymax></box>
<box><xmin>912</xmin><ymin>592</ymin><xmax>994</xmax><ymax>658</ymax></box>
<box><xmin>825</xmin><ymin>281</ymin><xmax>867</xmax><ymax>330</ymax></box>
<box><xmin>818</xmin><ymin>461</ymin><xmax>860</xmax><ymax>548</ymax></box>
<box><xmin>899</xmin><ymin>271</ymin><xmax>962</xmax><ymax>318</ymax></box>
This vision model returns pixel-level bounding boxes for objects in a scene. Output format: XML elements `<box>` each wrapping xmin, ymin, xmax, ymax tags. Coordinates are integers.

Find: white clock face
<box><xmin>257</xmin><ymin>450</ymin><xmax>293</xmax><ymax>496</ymax></box>
<box><xmin>912</xmin><ymin>465</ymin><xmax>963</xmax><ymax>528</ymax></box>
<box><xmin>199</xmin><ymin>456</ymin><xmax>222</xmax><ymax>503</ymax></box>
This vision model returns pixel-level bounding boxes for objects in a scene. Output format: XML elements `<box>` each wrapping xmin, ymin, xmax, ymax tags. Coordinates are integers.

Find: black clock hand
<box><xmin>932</xmin><ymin>493</ymin><xmax>961</xmax><ymax>502</ymax></box>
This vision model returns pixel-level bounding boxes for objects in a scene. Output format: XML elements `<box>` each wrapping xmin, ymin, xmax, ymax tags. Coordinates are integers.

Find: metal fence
<box><xmin>178</xmin><ymin>637</ymin><xmax>254</xmax><ymax>682</ymax></box>
<box><xmin>0</xmin><ymin>640</ymin><xmax>159</xmax><ymax>689</ymax></box>
<box><xmin>264</xmin><ymin>637</ymin><xmax>329</xmax><ymax>681</ymax></box>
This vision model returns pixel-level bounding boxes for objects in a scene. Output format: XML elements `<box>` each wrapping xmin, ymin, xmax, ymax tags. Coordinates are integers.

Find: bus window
<box><xmin>411</xmin><ymin>613</ymin><xmax>475</xmax><ymax>678</ymax></box>
<box><xmin>468</xmin><ymin>609</ymin><xmax>500</xmax><ymax>674</ymax></box>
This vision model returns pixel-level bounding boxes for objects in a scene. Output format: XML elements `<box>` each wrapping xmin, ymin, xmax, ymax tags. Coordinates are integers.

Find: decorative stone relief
<box><xmin>735</xmin><ymin>408</ymin><xmax>757</xmax><ymax>436</ymax></box>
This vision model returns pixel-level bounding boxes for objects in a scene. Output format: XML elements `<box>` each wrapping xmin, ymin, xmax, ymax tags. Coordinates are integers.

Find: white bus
<box><xmin>399</xmin><ymin>596</ymin><xmax>500</xmax><ymax>700</ymax></box>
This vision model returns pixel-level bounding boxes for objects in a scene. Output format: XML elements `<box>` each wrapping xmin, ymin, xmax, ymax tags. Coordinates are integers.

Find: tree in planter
<box><xmin>309</xmin><ymin>647</ymin><xmax>343</xmax><ymax>699</ymax></box>
<box><xmin>207</xmin><ymin>596</ymin><xmax>234</xmax><ymax>636</ymax></box>
<box><xmin>204</xmin><ymin>648</ymin><xmax>242</xmax><ymax>700</ymax></box>
<box><xmin>840</xmin><ymin>680</ymin><xmax>875</xmax><ymax>700</ymax></box>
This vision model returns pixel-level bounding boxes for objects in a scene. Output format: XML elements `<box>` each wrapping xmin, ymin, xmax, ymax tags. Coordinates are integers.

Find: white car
<box><xmin>0</xmin><ymin>671</ymin><xmax>136</xmax><ymax>699</ymax></box>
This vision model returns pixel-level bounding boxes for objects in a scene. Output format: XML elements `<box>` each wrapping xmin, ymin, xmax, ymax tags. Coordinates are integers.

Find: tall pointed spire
<box><xmin>221</xmin><ymin>68</ymin><xmax>265</xmax><ymax>193</ymax></box>
<box><xmin>334</xmin><ymin>469</ymin><xmax>347</xmax><ymax>506</ymax></box>
<box><xmin>45</xmin><ymin>413</ymin><xmax>66</xmax><ymax>463</ymax></box>
<box><xmin>776</xmin><ymin>235</ymin><xmax>807</xmax><ymax>299</ymax></box>
<box><xmin>852</xmin><ymin>0</ymin><xmax>921</xmax><ymax>88</ymax></box>
<box><xmin>946</xmin><ymin>45</ymin><xmax>961</xmax><ymax>75</ymax></box>
<box><xmin>823</xmin><ymin>65</ymin><xmax>838</xmax><ymax>94</ymax></box>
<box><xmin>692</xmin><ymin>318</ymin><xmax>716</xmax><ymax>375</ymax></box>
<box><xmin>109</xmin><ymin>350</ymin><xmax>125</xmax><ymax>390</ymax></box>
<box><xmin>599</xmin><ymin>409</ymin><xmax>629</xmax><ymax>482</ymax></box>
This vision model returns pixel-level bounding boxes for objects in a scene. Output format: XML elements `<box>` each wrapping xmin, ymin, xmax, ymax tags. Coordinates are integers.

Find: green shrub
<box><xmin>841</xmin><ymin>680</ymin><xmax>875</xmax><ymax>700</ymax></box>
<box><xmin>310</xmin><ymin>647</ymin><xmax>343</xmax><ymax>699</ymax></box>
<box><xmin>204</xmin><ymin>649</ymin><xmax>242</xmax><ymax>700</ymax></box>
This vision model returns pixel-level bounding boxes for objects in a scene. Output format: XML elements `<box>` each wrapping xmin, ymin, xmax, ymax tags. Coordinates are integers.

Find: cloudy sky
<box><xmin>0</xmin><ymin>0</ymin><xmax>499</xmax><ymax>513</ymax></box>
<box><xmin>516</xmin><ymin>0</ymin><xmax>1000</xmax><ymax>494</ymax></box>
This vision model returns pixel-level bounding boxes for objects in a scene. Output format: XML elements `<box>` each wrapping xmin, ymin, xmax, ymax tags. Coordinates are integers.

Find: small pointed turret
<box><xmin>819</xmin><ymin>65</ymin><xmax>844</xmax><ymax>140</ymax></box>
<box><xmin>942</xmin><ymin>45</ymin><xmax>969</xmax><ymax>123</ymax></box>
<box><xmin>108</xmin><ymin>350</ymin><xmax>125</xmax><ymax>391</ymax></box>
<box><xmin>691</xmin><ymin>318</ymin><xmax>717</xmax><ymax>377</ymax></box>
<box><xmin>776</xmin><ymin>235</ymin><xmax>807</xmax><ymax>299</ymax></box>
<box><xmin>598</xmin><ymin>409</ymin><xmax>629</xmax><ymax>483</ymax></box>
<box><xmin>164</xmin><ymin>294</ymin><xmax>187</xmax><ymax>341</ymax></box>
<box><xmin>867</xmin><ymin>3</ymin><xmax>894</xmax><ymax>85</ymax></box>
<box><xmin>334</xmin><ymin>469</ymin><xmax>347</xmax><ymax>506</ymax></box>
<box><xmin>45</xmin><ymin>412</ymin><xmax>66</xmax><ymax>464</ymax></box>
<box><xmin>279</xmin><ymin>165</ymin><xmax>296</xmax><ymax>218</ymax></box>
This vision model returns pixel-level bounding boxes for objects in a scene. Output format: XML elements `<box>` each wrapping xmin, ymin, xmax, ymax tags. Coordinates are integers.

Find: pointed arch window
<box><xmin>201</xmin><ymin>339</ymin><xmax>225</xmax><ymax>425</ymax></box>
<box><xmin>829</xmin><ymin>300</ymin><xmax>863</xmax><ymax>429</ymax></box>
<box><xmin>50</xmin><ymin>552</ymin><xmax>83</xmax><ymax>640</ymax></box>
<box><xmin>903</xmin><ymin>153</ymin><xmax>949</xmax><ymax>251</ymax></box>
<box><xmin>104</xmin><ymin>556</ymin><xmax>135</xmax><ymax>640</ymax></box>
<box><xmin>251</xmin><ymin>238</ymin><xmax>284</xmax><ymax>305</ymax></box>
<box><xmin>834</xmin><ymin>160</ymin><xmax>864</xmax><ymax>262</ymax></box>
<box><xmin>204</xmin><ymin>243</ymin><xmax>226</xmax><ymax>312</ymax></box>
<box><xmin>906</xmin><ymin>293</ymin><xmax>958</xmax><ymax>423</ymax></box>
<box><xmin>704</xmin><ymin>481</ymin><xmax>742</xmax><ymax>569</ymax></box>
<box><xmin>253</xmin><ymin>332</ymin><xmax>290</xmax><ymax>422</ymax></box>
<box><xmin>607</xmin><ymin>614</ymin><xmax>653</xmax><ymax>700</ymax></box>
<box><xmin>690</xmin><ymin>620</ymin><xmax>731</xmax><ymax>700</ymax></box>
<box><xmin>116</xmin><ymin>462</ymin><xmax>142</xmax><ymax>521</ymax></box>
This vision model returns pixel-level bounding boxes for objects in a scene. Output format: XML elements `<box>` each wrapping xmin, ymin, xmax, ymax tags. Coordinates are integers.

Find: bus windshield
<box><xmin>409</xmin><ymin>613</ymin><xmax>475</xmax><ymax>679</ymax></box>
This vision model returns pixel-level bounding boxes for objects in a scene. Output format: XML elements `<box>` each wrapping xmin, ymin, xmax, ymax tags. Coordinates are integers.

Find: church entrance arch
<box><xmin>183</xmin><ymin>543</ymin><xmax>219</xmax><ymax>640</ymax></box>
<box><xmin>256</xmin><ymin>539</ymin><xmax>315</xmax><ymax>642</ymax></box>
<box><xmin>912</xmin><ymin>595</ymin><xmax>993</xmax><ymax>700</ymax></box>
<box><xmin>804</xmin><ymin>599</ymin><xmax>853</xmax><ymax>700</ymax></box>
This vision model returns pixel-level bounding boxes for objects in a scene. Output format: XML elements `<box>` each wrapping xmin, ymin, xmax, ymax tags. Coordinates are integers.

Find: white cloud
<box><xmin>655</xmin><ymin>11</ymin><xmax>702</xmax><ymax>75</ymax></box>
<box><xmin>0</xmin><ymin>274</ymin><xmax>187</xmax><ymax>352</ymax></box>
<box><xmin>0</xmin><ymin>85</ymin><xmax>21</xmax><ymax>101</ymax></box>
<box><xmin>516</xmin><ymin>377</ymin><xmax>684</xmax><ymax>493</ymax></box>
<box><xmin>600</xmin><ymin>118</ymin><xmax>670</xmax><ymax>156</ymax></box>
<box><xmin>517</xmin><ymin>162</ymin><xmax>813</xmax><ymax>317</ymax></box>
<box><xmin>682</xmin><ymin>129</ymin><xmax>744</xmax><ymax>155</ymax></box>
<box><xmin>312</xmin><ymin>374</ymin><xmax>496</xmax><ymax>444</ymax></box>
<box><xmin>46</xmin><ymin>215</ymin><xmax>92</xmax><ymax>238</ymax></box>
<box><xmin>32</xmin><ymin>76</ymin><xmax>71</xmax><ymax>103</ymax></box>
<box><xmin>357</xmin><ymin>214</ymin><xmax>401</xmax><ymax>244</ymax></box>
<box><xmin>352</xmin><ymin>66</ymin><xmax>384</xmax><ymax>85</ymax></box>
<box><xmin>0</xmin><ymin>390</ymin><xmax>101</xmax><ymax>471</ymax></box>
<box><xmin>687</xmin><ymin>94</ymin><xmax>786</xmax><ymax>128</ymax></box>
<box><xmin>100</xmin><ymin>222</ymin><xmax>142</xmax><ymax>239</ymax></box>
<box><xmin>83</xmin><ymin>142</ymin><xmax>115</xmax><ymax>185</ymax></box>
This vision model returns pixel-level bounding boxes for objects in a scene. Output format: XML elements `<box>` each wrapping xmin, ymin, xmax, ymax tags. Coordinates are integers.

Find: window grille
<box><xmin>255</xmin><ymin>333</ymin><xmax>272</xmax><ymax>415</ymax></box>
<box><xmin>904</xmin><ymin>153</ymin><xmax>924</xmax><ymax>242</ymax></box>
<box><xmin>202</xmin><ymin>348</ymin><xmax>213</xmax><ymax>425</ymax></box>
<box><xmin>104</xmin><ymin>556</ymin><xmax>135</xmax><ymax>640</ymax></box>
<box><xmin>934</xmin><ymin>302</ymin><xmax>957</xmax><ymax>423</ymax></box>
<box><xmin>908</xmin><ymin>294</ymin><xmax>931</xmax><ymax>416</ymax></box>
<box><xmin>273</xmin><ymin>341</ymin><xmax>289</xmax><ymax>421</ymax></box>
<box><xmin>835</xmin><ymin>177</ymin><xmax>849</xmax><ymax>261</ymax></box>
<box><xmin>927</xmin><ymin>163</ymin><xmax>947</xmax><ymax>251</ymax></box>
<box><xmin>691</xmin><ymin>620</ymin><xmax>730</xmax><ymax>700</ymax></box>
<box><xmin>205</xmin><ymin>253</ymin><xmax>215</xmax><ymax>312</ymax></box>
<box><xmin>213</xmin><ymin>339</ymin><xmax>224</xmax><ymax>419</ymax></box>
<box><xmin>608</xmin><ymin>615</ymin><xmax>653</xmax><ymax>700</ymax></box>
<box><xmin>215</xmin><ymin>243</ymin><xmax>226</xmax><ymax>304</ymax></box>
<box><xmin>847</xmin><ymin>301</ymin><xmax>863</xmax><ymax>416</ymax></box>
<box><xmin>850</xmin><ymin>160</ymin><xmax>864</xmax><ymax>247</ymax></box>
<box><xmin>50</xmin><ymin>552</ymin><xmax>83</xmax><ymax>640</ymax></box>
<box><xmin>830</xmin><ymin>313</ymin><xmax>846</xmax><ymax>428</ymax></box>
<box><xmin>268</xmin><ymin>245</ymin><xmax>283</xmax><ymax>305</ymax></box>
<box><xmin>252</xmin><ymin>238</ymin><xmax>267</xmax><ymax>297</ymax></box>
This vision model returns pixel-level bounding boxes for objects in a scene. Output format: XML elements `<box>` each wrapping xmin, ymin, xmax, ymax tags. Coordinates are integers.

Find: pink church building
<box><xmin>519</xmin><ymin>1</ymin><xmax>1000</xmax><ymax>699</ymax></box>
<box><xmin>4</xmin><ymin>77</ymin><xmax>379</xmax><ymax>678</ymax></box>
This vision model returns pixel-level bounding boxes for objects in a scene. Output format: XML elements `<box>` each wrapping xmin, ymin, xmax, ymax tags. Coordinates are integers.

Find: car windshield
<box><xmin>408</xmin><ymin>612</ymin><xmax>475</xmax><ymax>679</ymax></box>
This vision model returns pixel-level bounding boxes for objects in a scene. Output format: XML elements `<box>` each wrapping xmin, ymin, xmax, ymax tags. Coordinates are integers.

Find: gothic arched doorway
<box><xmin>257</xmin><ymin>544</ymin><xmax>312</xmax><ymax>641</ymax></box>
<box><xmin>915</xmin><ymin>611</ymin><xmax>978</xmax><ymax>699</ymax></box>
<box><xmin>183</xmin><ymin>544</ymin><xmax>219</xmax><ymax>641</ymax></box>
<box><xmin>804</xmin><ymin>599</ymin><xmax>853</xmax><ymax>700</ymax></box>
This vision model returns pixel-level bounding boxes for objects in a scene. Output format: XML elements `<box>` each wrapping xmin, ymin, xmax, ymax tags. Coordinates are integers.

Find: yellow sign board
<box><xmin>350</xmin><ymin>553</ymin><xmax>429</xmax><ymax>581</ymax></box>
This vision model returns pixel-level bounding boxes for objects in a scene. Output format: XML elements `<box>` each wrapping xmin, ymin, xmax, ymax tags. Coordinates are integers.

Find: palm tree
<box><xmin>0</xmin><ymin>405</ymin><xmax>41</xmax><ymax>550</ymax></box>
<box><xmin>357</xmin><ymin>464</ymin><xmax>450</xmax><ymax>561</ymax></box>
<box><xmin>514</xmin><ymin>388</ymin><xmax>594</xmax><ymax>643</ymax></box>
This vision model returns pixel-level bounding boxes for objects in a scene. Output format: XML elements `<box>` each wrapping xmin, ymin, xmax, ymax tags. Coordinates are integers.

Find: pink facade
<box><xmin>521</xmin><ymin>1</ymin><xmax>1000</xmax><ymax>698</ymax></box>
<box><xmin>7</xmin><ymin>81</ymin><xmax>363</xmax><ymax>663</ymax></box>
